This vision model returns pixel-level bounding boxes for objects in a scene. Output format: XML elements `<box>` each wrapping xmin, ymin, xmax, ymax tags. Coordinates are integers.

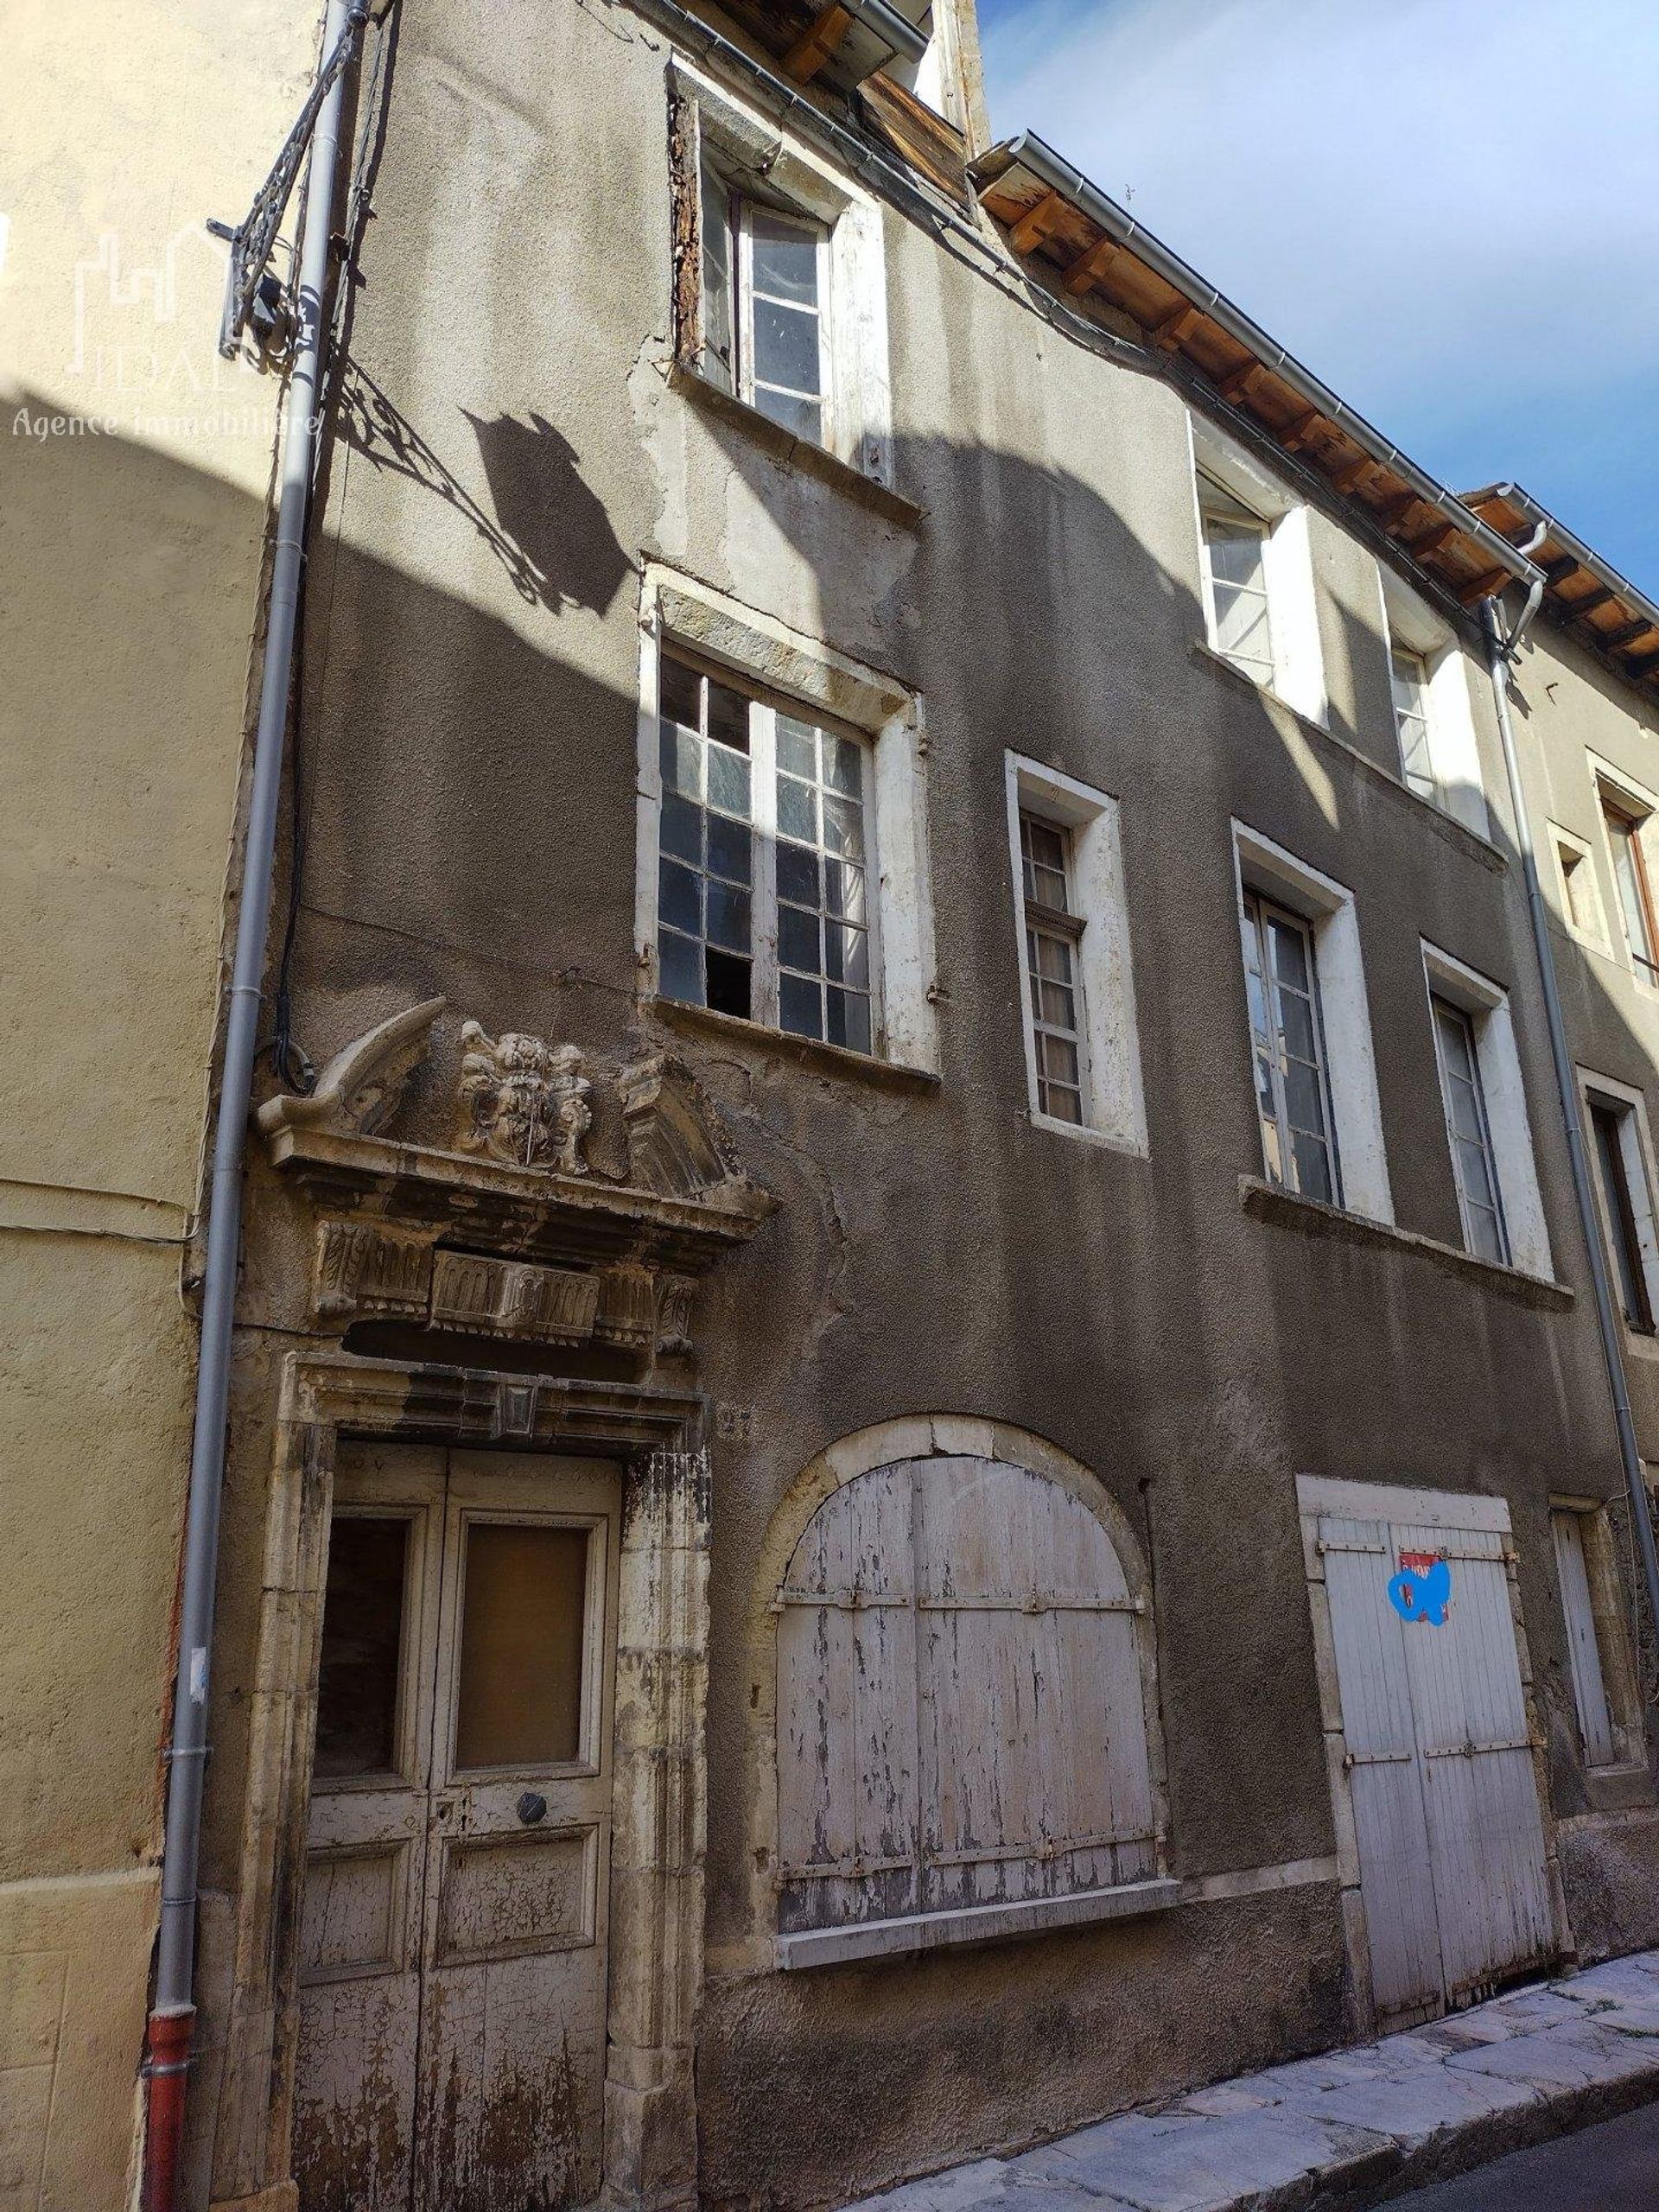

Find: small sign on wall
<box><xmin>1389</xmin><ymin>1548</ymin><xmax>1452</xmax><ymax>1626</ymax></box>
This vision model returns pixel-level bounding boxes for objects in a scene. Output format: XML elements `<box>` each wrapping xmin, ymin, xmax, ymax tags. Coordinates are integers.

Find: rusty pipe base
<box><xmin>141</xmin><ymin>2005</ymin><xmax>195</xmax><ymax>2212</ymax></box>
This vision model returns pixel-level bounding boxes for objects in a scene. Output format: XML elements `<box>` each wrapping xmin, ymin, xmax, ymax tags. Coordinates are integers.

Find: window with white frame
<box><xmin>1377</xmin><ymin>573</ymin><xmax>1489</xmax><ymax>836</ymax></box>
<box><xmin>1595</xmin><ymin>766</ymin><xmax>1659</xmax><ymax>989</ymax></box>
<box><xmin>637</xmin><ymin>568</ymin><xmax>940</xmax><ymax>1072</ymax></box>
<box><xmin>1191</xmin><ymin>420</ymin><xmax>1326</xmax><ymax>726</ymax></box>
<box><xmin>1005</xmin><ymin>756</ymin><xmax>1146</xmax><ymax>1153</ymax></box>
<box><xmin>655</xmin><ymin>647</ymin><xmax>877</xmax><ymax>1052</ymax></box>
<box><xmin>1429</xmin><ymin>995</ymin><xmax>1508</xmax><ymax>1264</ymax></box>
<box><xmin>1421</xmin><ymin>944</ymin><xmax>1551</xmax><ymax>1276</ymax></box>
<box><xmin>673</xmin><ymin>66</ymin><xmax>892</xmax><ymax>480</ymax></box>
<box><xmin>1584</xmin><ymin>1078</ymin><xmax>1659</xmax><ymax>1336</ymax></box>
<box><xmin>1233</xmin><ymin>824</ymin><xmax>1391</xmax><ymax>1222</ymax></box>
<box><xmin>1549</xmin><ymin>1501</ymin><xmax>1644</xmax><ymax>1778</ymax></box>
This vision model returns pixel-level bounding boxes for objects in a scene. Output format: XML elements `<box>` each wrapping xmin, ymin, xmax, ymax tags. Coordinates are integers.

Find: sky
<box><xmin>976</xmin><ymin>0</ymin><xmax>1659</xmax><ymax>598</ymax></box>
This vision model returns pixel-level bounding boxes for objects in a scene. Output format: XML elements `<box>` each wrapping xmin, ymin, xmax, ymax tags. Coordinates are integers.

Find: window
<box><xmin>1019</xmin><ymin>813</ymin><xmax>1086</xmax><ymax>1124</ymax></box>
<box><xmin>700</xmin><ymin>168</ymin><xmax>830</xmax><ymax>445</ymax></box>
<box><xmin>1600</xmin><ymin>791</ymin><xmax>1659</xmax><ymax>988</ymax></box>
<box><xmin>1586</xmin><ymin>1088</ymin><xmax>1657</xmax><ymax>1334</ymax></box>
<box><xmin>1430</xmin><ymin>996</ymin><xmax>1508</xmax><ymax>1264</ymax></box>
<box><xmin>1553</xmin><ymin>827</ymin><xmax>1606</xmax><ymax>944</ymax></box>
<box><xmin>674</xmin><ymin>65</ymin><xmax>893</xmax><ymax>481</ymax></box>
<box><xmin>774</xmin><ymin>1453</ymin><xmax>1161</xmax><ymax>1953</ymax></box>
<box><xmin>1191</xmin><ymin>419</ymin><xmax>1326</xmax><ymax>725</ymax></box>
<box><xmin>1006</xmin><ymin>757</ymin><xmax>1145</xmax><ymax>1152</ymax></box>
<box><xmin>656</xmin><ymin>647</ymin><xmax>876</xmax><ymax>1052</ymax></box>
<box><xmin>1549</xmin><ymin>1501</ymin><xmax>1646</xmax><ymax>1788</ymax></box>
<box><xmin>1233</xmin><ymin>823</ymin><xmax>1392</xmax><ymax>1223</ymax></box>
<box><xmin>1239</xmin><ymin>887</ymin><xmax>1338</xmax><ymax>1205</ymax></box>
<box><xmin>1421</xmin><ymin>944</ymin><xmax>1552</xmax><ymax>1276</ymax></box>
<box><xmin>1390</xmin><ymin>644</ymin><xmax>1435</xmax><ymax>804</ymax></box>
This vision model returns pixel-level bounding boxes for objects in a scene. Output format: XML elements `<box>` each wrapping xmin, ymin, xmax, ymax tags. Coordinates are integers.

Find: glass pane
<box><xmin>315</xmin><ymin>1518</ymin><xmax>408</xmax><ymax>1780</ymax></box>
<box><xmin>825</xmin><ymin>922</ymin><xmax>868</xmax><ymax>989</ymax></box>
<box><xmin>659</xmin><ymin>653</ymin><xmax>701</xmax><ymax>732</ymax></box>
<box><xmin>753</xmin><ymin>298</ymin><xmax>821</xmax><ymax>396</ymax></box>
<box><xmin>751</xmin><ymin>212</ymin><xmax>820</xmax><ymax>305</ymax></box>
<box><xmin>1280</xmin><ymin>988</ymin><xmax>1316</xmax><ymax>1065</ymax></box>
<box><xmin>777</xmin><ymin>717</ymin><xmax>817</xmax><ymax>780</ymax></box>
<box><xmin>1455</xmin><ymin>1134</ymin><xmax>1498</xmax><ymax>1218</ymax></box>
<box><xmin>705</xmin><ymin>811</ymin><xmax>752</xmax><ymax>885</ymax></box>
<box><xmin>777</xmin><ymin>842</ymin><xmax>819</xmax><ymax>907</ymax></box>
<box><xmin>777</xmin><ymin>774</ymin><xmax>817</xmax><ymax>842</ymax></box>
<box><xmin>1040</xmin><ymin>1033</ymin><xmax>1081</xmax><ymax>1090</ymax></box>
<box><xmin>1434</xmin><ymin>1002</ymin><xmax>1476</xmax><ymax>1084</ymax></box>
<box><xmin>454</xmin><ymin>1523</ymin><xmax>590</xmax><ymax>1771</ymax></box>
<box><xmin>826</xmin><ymin>736</ymin><xmax>863</xmax><ymax>797</ymax></box>
<box><xmin>659</xmin><ymin>719</ymin><xmax>700</xmax><ymax>798</ymax></box>
<box><xmin>1283</xmin><ymin>1058</ymin><xmax>1325</xmax><ymax>1137</ymax></box>
<box><xmin>779</xmin><ymin>970</ymin><xmax>823</xmax><ymax>1039</ymax></box>
<box><xmin>1466</xmin><ymin>1202</ymin><xmax>1505</xmax><ymax>1265</ymax></box>
<box><xmin>1290</xmin><ymin>1128</ymin><xmax>1334</xmax><ymax>1204</ymax></box>
<box><xmin>827</xmin><ymin>988</ymin><xmax>872</xmax><ymax>1056</ymax></box>
<box><xmin>1205</xmin><ymin>518</ymin><xmax>1267</xmax><ymax>591</ymax></box>
<box><xmin>823</xmin><ymin>859</ymin><xmax>863</xmax><ymax>923</ymax></box>
<box><xmin>660</xmin><ymin>791</ymin><xmax>702</xmax><ymax>865</ymax></box>
<box><xmin>752</xmin><ymin>388</ymin><xmax>821</xmax><ymax>442</ymax></box>
<box><xmin>658</xmin><ymin>857</ymin><xmax>701</xmax><ymax>936</ymax></box>
<box><xmin>705</xmin><ymin>880</ymin><xmax>751</xmax><ymax>954</ymax></box>
<box><xmin>822</xmin><ymin>792</ymin><xmax>865</xmax><ymax>861</ymax></box>
<box><xmin>707</xmin><ymin>678</ymin><xmax>748</xmax><ymax>754</ymax></box>
<box><xmin>707</xmin><ymin>744</ymin><xmax>751</xmax><ymax>818</ymax></box>
<box><xmin>1268</xmin><ymin>915</ymin><xmax>1309</xmax><ymax>991</ymax></box>
<box><xmin>779</xmin><ymin>903</ymin><xmax>821</xmax><ymax>973</ymax></box>
<box><xmin>658</xmin><ymin>927</ymin><xmax>702</xmax><ymax>1007</ymax></box>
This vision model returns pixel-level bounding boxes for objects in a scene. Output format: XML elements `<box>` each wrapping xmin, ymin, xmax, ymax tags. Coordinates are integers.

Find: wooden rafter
<box><xmin>1376</xmin><ymin>490</ymin><xmax>1421</xmax><ymax>534</ymax></box>
<box><xmin>1408</xmin><ymin>520</ymin><xmax>1459</xmax><ymax>563</ymax></box>
<box><xmin>1627</xmin><ymin>647</ymin><xmax>1659</xmax><ymax>679</ymax></box>
<box><xmin>1565</xmin><ymin>585</ymin><xmax>1617</xmax><ymax>626</ymax></box>
<box><xmin>1602</xmin><ymin>617</ymin><xmax>1658</xmax><ymax>652</ymax></box>
<box><xmin>1217</xmin><ymin>361</ymin><xmax>1263</xmax><ymax>404</ymax></box>
<box><xmin>1059</xmin><ymin>234</ymin><xmax>1120</xmax><ymax>296</ymax></box>
<box><xmin>1331</xmin><ymin>454</ymin><xmax>1376</xmax><ymax>496</ymax></box>
<box><xmin>1281</xmin><ymin>408</ymin><xmax>1322</xmax><ymax>454</ymax></box>
<box><xmin>1008</xmin><ymin>189</ymin><xmax>1067</xmax><ymax>255</ymax></box>
<box><xmin>782</xmin><ymin>3</ymin><xmax>852</xmax><ymax>83</ymax></box>
<box><xmin>1150</xmin><ymin>302</ymin><xmax>1200</xmax><ymax>352</ymax></box>
<box><xmin>1543</xmin><ymin>554</ymin><xmax>1580</xmax><ymax>585</ymax></box>
<box><xmin>1459</xmin><ymin>568</ymin><xmax>1511</xmax><ymax>607</ymax></box>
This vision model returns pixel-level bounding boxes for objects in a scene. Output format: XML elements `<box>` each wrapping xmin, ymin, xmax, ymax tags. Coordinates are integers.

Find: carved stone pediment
<box><xmin>260</xmin><ymin>1007</ymin><xmax>772</xmax><ymax>1357</ymax></box>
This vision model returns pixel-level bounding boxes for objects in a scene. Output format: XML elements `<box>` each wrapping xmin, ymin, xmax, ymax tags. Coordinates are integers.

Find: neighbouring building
<box><xmin>10</xmin><ymin>3</ymin><xmax>1659</xmax><ymax>2211</ymax></box>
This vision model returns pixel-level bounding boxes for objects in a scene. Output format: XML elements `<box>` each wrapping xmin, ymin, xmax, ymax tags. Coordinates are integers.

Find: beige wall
<box><xmin>0</xmin><ymin>4</ymin><xmax>319</xmax><ymax>2204</ymax></box>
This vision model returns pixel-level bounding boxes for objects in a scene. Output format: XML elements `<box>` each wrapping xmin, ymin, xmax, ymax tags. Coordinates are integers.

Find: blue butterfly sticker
<box><xmin>1388</xmin><ymin>1553</ymin><xmax>1452</xmax><ymax>1626</ymax></box>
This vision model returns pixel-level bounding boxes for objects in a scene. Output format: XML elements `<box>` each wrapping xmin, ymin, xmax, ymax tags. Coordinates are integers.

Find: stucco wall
<box><xmin>0</xmin><ymin>4</ymin><xmax>316</xmax><ymax>2204</ymax></box>
<box><xmin>195</xmin><ymin>1</ymin><xmax>1659</xmax><ymax>2205</ymax></box>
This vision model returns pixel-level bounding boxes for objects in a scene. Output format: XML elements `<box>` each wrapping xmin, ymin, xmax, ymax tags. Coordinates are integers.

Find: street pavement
<box><xmin>1382</xmin><ymin>2095</ymin><xmax>1659</xmax><ymax>2208</ymax></box>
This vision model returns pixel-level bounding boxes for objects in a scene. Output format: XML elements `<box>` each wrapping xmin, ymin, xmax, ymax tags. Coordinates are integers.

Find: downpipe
<box><xmin>141</xmin><ymin>3</ymin><xmax>353</xmax><ymax>2203</ymax></box>
<box><xmin>1481</xmin><ymin>591</ymin><xmax>1659</xmax><ymax>1651</ymax></box>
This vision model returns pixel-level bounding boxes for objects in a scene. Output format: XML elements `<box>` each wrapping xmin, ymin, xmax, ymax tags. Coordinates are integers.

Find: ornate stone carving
<box><xmin>457</xmin><ymin>1021</ymin><xmax>592</xmax><ymax>1173</ymax></box>
<box><xmin>656</xmin><ymin>1274</ymin><xmax>696</xmax><ymax>1357</ymax></box>
<box><xmin>314</xmin><ymin>1219</ymin><xmax>434</xmax><ymax>1323</ymax></box>
<box><xmin>257</xmin><ymin>998</ymin><xmax>446</xmax><ymax>1140</ymax></box>
<box><xmin>429</xmin><ymin>1252</ymin><xmax>601</xmax><ymax>1345</ymax></box>
<box><xmin>595</xmin><ymin>1262</ymin><xmax>658</xmax><ymax>1352</ymax></box>
<box><xmin>618</xmin><ymin>1052</ymin><xmax>738</xmax><ymax>1198</ymax></box>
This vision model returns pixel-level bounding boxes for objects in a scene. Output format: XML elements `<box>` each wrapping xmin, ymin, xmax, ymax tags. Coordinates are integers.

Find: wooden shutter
<box><xmin>777</xmin><ymin>1458</ymin><xmax>1155</xmax><ymax>1932</ymax></box>
<box><xmin>1552</xmin><ymin>1510</ymin><xmax>1615</xmax><ymax>1768</ymax></box>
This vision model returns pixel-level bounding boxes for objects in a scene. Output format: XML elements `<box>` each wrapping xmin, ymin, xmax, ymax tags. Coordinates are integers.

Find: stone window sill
<box><xmin>1190</xmin><ymin>639</ymin><xmax>1506</xmax><ymax>874</ymax></box>
<box><xmin>651</xmin><ymin>995</ymin><xmax>941</xmax><ymax>1092</ymax></box>
<box><xmin>775</xmin><ymin>1876</ymin><xmax>1180</xmax><ymax>1970</ymax></box>
<box><xmin>1240</xmin><ymin>1175</ymin><xmax>1573</xmax><ymax>1311</ymax></box>
<box><xmin>669</xmin><ymin>359</ymin><xmax>925</xmax><ymax>529</ymax></box>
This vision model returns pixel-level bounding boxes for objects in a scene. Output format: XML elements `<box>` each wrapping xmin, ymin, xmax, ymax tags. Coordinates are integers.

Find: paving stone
<box><xmin>1561</xmin><ymin>1958</ymin><xmax>1659</xmax><ymax>2005</ymax></box>
<box><xmin>1481</xmin><ymin>1987</ymin><xmax>1587</xmax><ymax>2032</ymax></box>
<box><xmin>855</xmin><ymin>2160</ymin><xmax>1012</xmax><ymax>2212</ymax></box>
<box><xmin>1272</xmin><ymin>2056</ymin><xmax>1540</xmax><ymax>2152</ymax></box>
<box><xmin>1173</xmin><ymin>2083</ymin><xmax>1283</xmax><ymax>2118</ymax></box>
<box><xmin>1019</xmin><ymin>2107</ymin><xmax>1395</xmax><ymax>2212</ymax></box>
<box><xmin>1446</xmin><ymin>2018</ymin><xmax>1659</xmax><ymax>2093</ymax></box>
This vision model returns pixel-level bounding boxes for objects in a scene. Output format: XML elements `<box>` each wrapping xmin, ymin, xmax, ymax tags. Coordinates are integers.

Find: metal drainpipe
<box><xmin>1482</xmin><ymin>592</ymin><xmax>1659</xmax><ymax>1651</ymax></box>
<box><xmin>141</xmin><ymin>3</ymin><xmax>353</xmax><ymax>2204</ymax></box>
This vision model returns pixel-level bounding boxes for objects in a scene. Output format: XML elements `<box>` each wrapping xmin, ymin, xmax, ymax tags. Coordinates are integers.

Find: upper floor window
<box><xmin>1584</xmin><ymin>1081</ymin><xmax>1659</xmax><ymax>1335</ymax></box>
<box><xmin>656</xmin><ymin>649</ymin><xmax>875</xmax><ymax>1053</ymax></box>
<box><xmin>673</xmin><ymin>65</ymin><xmax>892</xmax><ymax>481</ymax></box>
<box><xmin>1377</xmin><ymin>575</ymin><xmax>1488</xmax><ymax>837</ymax></box>
<box><xmin>1430</xmin><ymin>995</ymin><xmax>1507</xmax><ymax>1264</ymax></box>
<box><xmin>1006</xmin><ymin>757</ymin><xmax>1146</xmax><ymax>1154</ymax></box>
<box><xmin>1389</xmin><ymin>644</ymin><xmax>1434</xmax><ymax>802</ymax></box>
<box><xmin>1240</xmin><ymin>887</ymin><xmax>1338</xmax><ymax>1205</ymax></box>
<box><xmin>1600</xmin><ymin>786</ymin><xmax>1659</xmax><ymax>988</ymax></box>
<box><xmin>1421</xmin><ymin>943</ymin><xmax>1552</xmax><ymax>1277</ymax></box>
<box><xmin>1191</xmin><ymin>419</ymin><xmax>1326</xmax><ymax>726</ymax></box>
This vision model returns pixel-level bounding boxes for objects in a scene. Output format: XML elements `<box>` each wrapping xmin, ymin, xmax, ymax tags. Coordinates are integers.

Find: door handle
<box><xmin>517</xmin><ymin>1791</ymin><xmax>548</xmax><ymax>1827</ymax></box>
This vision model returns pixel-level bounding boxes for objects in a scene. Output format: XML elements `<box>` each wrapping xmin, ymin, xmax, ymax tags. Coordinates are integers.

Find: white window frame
<box><xmin>1579</xmin><ymin>1068</ymin><xmax>1659</xmax><ymax>1351</ymax></box>
<box><xmin>636</xmin><ymin>564</ymin><xmax>938</xmax><ymax>1071</ymax></box>
<box><xmin>1428</xmin><ymin>993</ymin><xmax>1510</xmax><ymax>1266</ymax></box>
<box><xmin>674</xmin><ymin>60</ymin><xmax>892</xmax><ymax>482</ymax></box>
<box><xmin>1421</xmin><ymin>943</ymin><xmax>1551</xmax><ymax>1277</ymax></box>
<box><xmin>1004</xmin><ymin>755</ymin><xmax>1146</xmax><ymax>1155</ymax></box>
<box><xmin>1189</xmin><ymin>416</ymin><xmax>1327</xmax><ymax>728</ymax></box>
<box><xmin>1231</xmin><ymin>823</ymin><xmax>1391</xmax><ymax>1223</ymax></box>
<box><xmin>1376</xmin><ymin>569</ymin><xmax>1489</xmax><ymax>838</ymax></box>
<box><xmin>1589</xmin><ymin>753</ymin><xmax>1659</xmax><ymax>994</ymax></box>
<box><xmin>1550</xmin><ymin>821</ymin><xmax>1610</xmax><ymax>951</ymax></box>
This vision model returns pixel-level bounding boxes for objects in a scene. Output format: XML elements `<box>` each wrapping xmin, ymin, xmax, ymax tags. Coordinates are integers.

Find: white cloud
<box><xmin>984</xmin><ymin>0</ymin><xmax>1659</xmax><ymax>432</ymax></box>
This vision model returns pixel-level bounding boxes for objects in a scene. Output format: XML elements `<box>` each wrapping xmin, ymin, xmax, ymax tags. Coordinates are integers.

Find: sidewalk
<box><xmin>848</xmin><ymin>1950</ymin><xmax>1659</xmax><ymax>2212</ymax></box>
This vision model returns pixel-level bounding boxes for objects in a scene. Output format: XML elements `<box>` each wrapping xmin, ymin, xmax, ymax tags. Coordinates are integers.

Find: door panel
<box><xmin>295</xmin><ymin>1447</ymin><xmax>617</xmax><ymax>2212</ymax></box>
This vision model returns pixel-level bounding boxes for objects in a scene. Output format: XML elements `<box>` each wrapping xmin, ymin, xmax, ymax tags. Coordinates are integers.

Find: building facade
<box><xmin>12</xmin><ymin>2</ymin><xmax>1659</xmax><ymax>2210</ymax></box>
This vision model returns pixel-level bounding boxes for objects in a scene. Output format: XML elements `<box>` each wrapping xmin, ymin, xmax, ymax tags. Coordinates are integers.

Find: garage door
<box><xmin>1299</xmin><ymin>1477</ymin><xmax>1556</xmax><ymax>2024</ymax></box>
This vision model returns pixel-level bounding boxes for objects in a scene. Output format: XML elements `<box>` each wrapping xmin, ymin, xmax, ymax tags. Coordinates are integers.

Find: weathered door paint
<box><xmin>1313</xmin><ymin>1486</ymin><xmax>1553</xmax><ymax>2024</ymax></box>
<box><xmin>294</xmin><ymin>1444</ymin><xmax>619</xmax><ymax>2212</ymax></box>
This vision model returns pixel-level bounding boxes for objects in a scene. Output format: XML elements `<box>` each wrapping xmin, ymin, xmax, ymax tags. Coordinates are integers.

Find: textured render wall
<box><xmin>0</xmin><ymin>4</ymin><xmax>316</xmax><ymax>2204</ymax></box>
<box><xmin>194</xmin><ymin>0</ymin><xmax>1656</xmax><ymax>2203</ymax></box>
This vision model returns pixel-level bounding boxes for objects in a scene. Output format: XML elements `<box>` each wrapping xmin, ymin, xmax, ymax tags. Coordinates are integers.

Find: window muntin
<box><xmin>1430</xmin><ymin>996</ymin><xmax>1509</xmax><ymax>1265</ymax></box>
<box><xmin>1200</xmin><ymin>475</ymin><xmax>1274</xmax><ymax>684</ymax></box>
<box><xmin>697</xmin><ymin>163</ymin><xmax>830</xmax><ymax>446</ymax></box>
<box><xmin>1390</xmin><ymin>644</ymin><xmax>1436</xmax><ymax>804</ymax></box>
<box><xmin>1239</xmin><ymin>887</ymin><xmax>1338</xmax><ymax>1204</ymax></box>
<box><xmin>1019</xmin><ymin>811</ymin><xmax>1086</xmax><ymax>1126</ymax></box>
<box><xmin>1602</xmin><ymin>794</ymin><xmax>1659</xmax><ymax>987</ymax></box>
<box><xmin>656</xmin><ymin>647</ymin><xmax>875</xmax><ymax>1052</ymax></box>
<box><xmin>1590</xmin><ymin>1097</ymin><xmax>1656</xmax><ymax>1333</ymax></box>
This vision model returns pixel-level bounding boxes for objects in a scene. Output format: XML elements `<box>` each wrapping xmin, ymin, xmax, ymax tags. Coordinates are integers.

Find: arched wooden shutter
<box><xmin>776</xmin><ymin>1457</ymin><xmax>1157</xmax><ymax>1934</ymax></box>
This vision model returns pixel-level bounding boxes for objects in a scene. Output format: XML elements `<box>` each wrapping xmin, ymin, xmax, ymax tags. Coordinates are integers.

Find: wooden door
<box><xmin>294</xmin><ymin>1444</ymin><xmax>619</xmax><ymax>2212</ymax></box>
<box><xmin>1318</xmin><ymin>1496</ymin><xmax>1553</xmax><ymax>2023</ymax></box>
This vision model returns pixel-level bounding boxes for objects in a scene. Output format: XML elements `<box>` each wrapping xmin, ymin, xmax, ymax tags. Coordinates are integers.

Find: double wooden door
<box><xmin>294</xmin><ymin>1444</ymin><xmax>619</xmax><ymax>2212</ymax></box>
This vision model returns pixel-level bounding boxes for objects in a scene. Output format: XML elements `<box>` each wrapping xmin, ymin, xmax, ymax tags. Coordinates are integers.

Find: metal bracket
<box><xmin>207</xmin><ymin>0</ymin><xmax>370</xmax><ymax>359</ymax></box>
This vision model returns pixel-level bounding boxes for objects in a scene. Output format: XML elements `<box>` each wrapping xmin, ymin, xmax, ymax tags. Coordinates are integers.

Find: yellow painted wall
<box><xmin>0</xmin><ymin>4</ymin><xmax>321</xmax><ymax>2203</ymax></box>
